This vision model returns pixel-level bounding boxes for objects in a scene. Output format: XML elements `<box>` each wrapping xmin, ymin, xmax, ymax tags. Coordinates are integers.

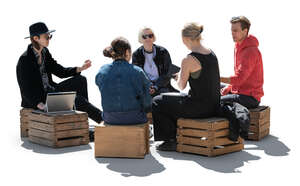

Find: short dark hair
<box><xmin>231</xmin><ymin>16</ymin><xmax>251</xmax><ymax>32</ymax></box>
<box><xmin>103</xmin><ymin>37</ymin><xmax>131</xmax><ymax>59</ymax></box>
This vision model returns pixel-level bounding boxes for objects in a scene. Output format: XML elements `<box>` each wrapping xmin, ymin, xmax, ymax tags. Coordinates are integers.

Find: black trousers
<box><xmin>54</xmin><ymin>75</ymin><xmax>102</xmax><ymax>123</ymax></box>
<box><xmin>152</xmin><ymin>94</ymin><xmax>212</xmax><ymax>141</ymax></box>
<box><xmin>151</xmin><ymin>83</ymin><xmax>179</xmax><ymax>97</ymax></box>
<box><xmin>220</xmin><ymin>83</ymin><xmax>259</xmax><ymax>109</ymax></box>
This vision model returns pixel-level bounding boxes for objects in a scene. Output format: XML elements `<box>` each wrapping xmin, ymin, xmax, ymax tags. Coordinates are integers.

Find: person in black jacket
<box><xmin>17</xmin><ymin>22</ymin><xmax>102</xmax><ymax>124</ymax></box>
<box><xmin>132</xmin><ymin>27</ymin><xmax>178</xmax><ymax>97</ymax></box>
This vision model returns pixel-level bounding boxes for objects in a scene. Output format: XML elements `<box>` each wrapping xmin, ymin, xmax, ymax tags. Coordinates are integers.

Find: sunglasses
<box><xmin>231</xmin><ymin>16</ymin><xmax>241</xmax><ymax>21</ymax></box>
<box><xmin>142</xmin><ymin>34</ymin><xmax>154</xmax><ymax>40</ymax></box>
<box><xmin>43</xmin><ymin>34</ymin><xmax>53</xmax><ymax>40</ymax></box>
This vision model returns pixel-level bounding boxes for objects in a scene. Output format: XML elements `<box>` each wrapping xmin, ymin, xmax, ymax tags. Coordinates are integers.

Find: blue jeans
<box><xmin>102</xmin><ymin>110</ymin><xmax>147</xmax><ymax>125</ymax></box>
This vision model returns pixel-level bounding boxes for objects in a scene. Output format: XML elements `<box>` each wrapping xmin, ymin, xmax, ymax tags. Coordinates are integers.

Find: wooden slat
<box><xmin>20</xmin><ymin>125</ymin><xmax>29</xmax><ymax>138</ymax></box>
<box><xmin>177</xmin><ymin>118</ymin><xmax>229</xmax><ymax>130</ymax></box>
<box><xmin>260</xmin><ymin>122</ymin><xmax>270</xmax><ymax>133</ymax></box>
<box><xmin>258</xmin><ymin>128</ymin><xmax>270</xmax><ymax>140</ymax></box>
<box><xmin>249</xmin><ymin>122</ymin><xmax>270</xmax><ymax>133</ymax></box>
<box><xmin>248</xmin><ymin>128</ymin><xmax>270</xmax><ymax>141</ymax></box>
<box><xmin>177</xmin><ymin>128</ymin><xmax>230</xmax><ymax>138</ymax></box>
<box><xmin>214</xmin><ymin>137</ymin><xmax>240</xmax><ymax>146</ymax></box>
<box><xmin>28</xmin><ymin>128</ymin><xmax>89</xmax><ymax>141</ymax></box>
<box><xmin>56</xmin><ymin>135</ymin><xmax>89</xmax><ymax>148</ymax></box>
<box><xmin>20</xmin><ymin>118</ymin><xmax>30</xmax><ymax>123</ymax></box>
<box><xmin>29</xmin><ymin>121</ymin><xmax>54</xmax><ymax>132</ymax></box>
<box><xmin>29</xmin><ymin>136</ymin><xmax>55</xmax><ymax>147</ymax></box>
<box><xmin>144</xmin><ymin>124</ymin><xmax>150</xmax><ymax>154</ymax></box>
<box><xmin>29</xmin><ymin>135</ymin><xmax>89</xmax><ymax>148</ymax></box>
<box><xmin>29</xmin><ymin>120</ymin><xmax>88</xmax><ymax>132</ymax></box>
<box><xmin>176</xmin><ymin>144</ymin><xmax>210</xmax><ymax>156</ymax></box>
<box><xmin>28</xmin><ymin>111</ymin><xmax>88</xmax><ymax>124</ymax></box>
<box><xmin>211</xmin><ymin>143</ymin><xmax>244</xmax><ymax>156</ymax></box>
<box><xmin>214</xmin><ymin>129</ymin><xmax>230</xmax><ymax>138</ymax></box>
<box><xmin>177</xmin><ymin>136</ymin><xmax>210</xmax><ymax>147</ymax></box>
<box><xmin>177</xmin><ymin>141</ymin><xmax>244</xmax><ymax>157</ymax></box>
<box><xmin>250</xmin><ymin>109</ymin><xmax>270</xmax><ymax>124</ymax></box>
<box><xmin>29</xmin><ymin>128</ymin><xmax>55</xmax><ymax>140</ymax></box>
<box><xmin>55</xmin><ymin>121</ymin><xmax>89</xmax><ymax>131</ymax></box>
<box><xmin>55</xmin><ymin>129</ymin><xmax>89</xmax><ymax>139</ymax></box>
<box><xmin>20</xmin><ymin>109</ymin><xmax>33</xmax><ymax>138</ymax></box>
<box><xmin>177</xmin><ymin>128</ymin><xmax>210</xmax><ymax>138</ymax></box>
<box><xmin>20</xmin><ymin>108</ymin><xmax>33</xmax><ymax>116</ymax></box>
<box><xmin>250</xmin><ymin>106</ymin><xmax>270</xmax><ymax>120</ymax></box>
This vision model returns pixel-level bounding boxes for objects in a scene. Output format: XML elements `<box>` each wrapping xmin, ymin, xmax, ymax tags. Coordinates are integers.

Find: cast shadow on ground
<box><xmin>20</xmin><ymin>138</ymin><xmax>92</xmax><ymax>154</ymax></box>
<box><xmin>157</xmin><ymin>149</ymin><xmax>260</xmax><ymax>173</ymax></box>
<box><xmin>244</xmin><ymin>134</ymin><xmax>290</xmax><ymax>156</ymax></box>
<box><xmin>156</xmin><ymin>134</ymin><xmax>290</xmax><ymax>173</ymax></box>
<box><xmin>95</xmin><ymin>142</ymin><xmax>165</xmax><ymax>177</ymax></box>
<box><xmin>95</xmin><ymin>154</ymin><xmax>165</xmax><ymax>177</ymax></box>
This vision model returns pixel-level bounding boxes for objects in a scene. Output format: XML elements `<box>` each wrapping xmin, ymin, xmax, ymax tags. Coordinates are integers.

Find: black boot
<box><xmin>89</xmin><ymin>128</ymin><xmax>95</xmax><ymax>142</ymax></box>
<box><xmin>156</xmin><ymin>139</ymin><xmax>177</xmax><ymax>151</ymax></box>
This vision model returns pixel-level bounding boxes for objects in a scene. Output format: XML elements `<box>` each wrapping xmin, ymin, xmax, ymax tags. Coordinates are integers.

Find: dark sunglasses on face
<box><xmin>44</xmin><ymin>34</ymin><xmax>52</xmax><ymax>40</ymax></box>
<box><xmin>142</xmin><ymin>34</ymin><xmax>154</xmax><ymax>40</ymax></box>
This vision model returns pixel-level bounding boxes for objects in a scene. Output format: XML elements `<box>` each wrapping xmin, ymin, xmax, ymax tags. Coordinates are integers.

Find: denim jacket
<box><xmin>95</xmin><ymin>59</ymin><xmax>152</xmax><ymax>114</ymax></box>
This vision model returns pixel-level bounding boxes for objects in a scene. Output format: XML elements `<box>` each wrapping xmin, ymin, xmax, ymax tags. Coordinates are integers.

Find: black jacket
<box><xmin>218</xmin><ymin>101</ymin><xmax>250</xmax><ymax>141</ymax></box>
<box><xmin>132</xmin><ymin>44</ymin><xmax>176</xmax><ymax>91</ymax></box>
<box><xmin>16</xmin><ymin>44</ymin><xmax>79</xmax><ymax>109</ymax></box>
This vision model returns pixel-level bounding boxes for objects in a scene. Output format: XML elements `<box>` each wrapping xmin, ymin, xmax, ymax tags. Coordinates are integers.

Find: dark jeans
<box><xmin>220</xmin><ymin>83</ymin><xmax>259</xmax><ymax>109</ymax></box>
<box><xmin>102</xmin><ymin>110</ymin><xmax>147</xmax><ymax>125</ymax></box>
<box><xmin>152</xmin><ymin>94</ymin><xmax>211</xmax><ymax>141</ymax></box>
<box><xmin>151</xmin><ymin>84</ymin><xmax>179</xmax><ymax>97</ymax></box>
<box><xmin>55</xmin><ymin>75</ymin><xmax>102</xmax><ymax>123</ymax></box>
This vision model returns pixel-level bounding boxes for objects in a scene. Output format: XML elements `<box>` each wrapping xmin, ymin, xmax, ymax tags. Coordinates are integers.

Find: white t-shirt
<box><xmin>143</xmin><ymin>52</ymin><xmax>159</xmax><ymax>81</ymax></box>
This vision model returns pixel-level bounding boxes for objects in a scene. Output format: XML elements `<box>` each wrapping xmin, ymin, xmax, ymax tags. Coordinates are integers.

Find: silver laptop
<box><xmin>42</xmin><ymin>92</ymin><xmax>76</xmax><ymax>114</ymax></box>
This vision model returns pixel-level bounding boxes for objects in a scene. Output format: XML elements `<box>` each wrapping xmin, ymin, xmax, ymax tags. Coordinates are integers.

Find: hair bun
<box><xmin>199</xmin><ymin>26</ymin><xmax>203</xmax><ymax>34</ymax></box>
<box><xmin>103</xmin><ymin>46</ymin><xmax>114</xmax><ymax>58</ymax></box>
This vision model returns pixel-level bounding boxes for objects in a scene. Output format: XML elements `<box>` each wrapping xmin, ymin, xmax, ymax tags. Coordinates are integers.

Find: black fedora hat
<box><xmin>24</xmin><ymin>22</ymin><xmax>55</xmax><ymax>39</ymax></box>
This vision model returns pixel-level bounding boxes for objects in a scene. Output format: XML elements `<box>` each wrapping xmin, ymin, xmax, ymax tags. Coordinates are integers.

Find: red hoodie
<box><xmin>227</xmin><ymin>35</ymin><xmax>264</xmax><ymax>102</ymax></box>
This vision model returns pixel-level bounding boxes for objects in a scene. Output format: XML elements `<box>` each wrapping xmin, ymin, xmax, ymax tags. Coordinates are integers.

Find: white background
<box><xmin>0</xmin><ymin>0</ymin><xmax>299</xmax><ymax>185</ymax></box>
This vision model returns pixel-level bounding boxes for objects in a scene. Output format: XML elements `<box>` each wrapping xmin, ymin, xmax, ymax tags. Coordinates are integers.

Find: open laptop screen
<box><xmin>46</xmin><ymin>92</ymin><xmax>76</xmax><ymax>112</ymax></box>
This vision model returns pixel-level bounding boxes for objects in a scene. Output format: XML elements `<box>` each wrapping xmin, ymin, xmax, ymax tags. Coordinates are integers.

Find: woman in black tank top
<box><xmin>152</xmin><ymin>23</ymin><xmax>220</xmax><ymax>151</ymax></box>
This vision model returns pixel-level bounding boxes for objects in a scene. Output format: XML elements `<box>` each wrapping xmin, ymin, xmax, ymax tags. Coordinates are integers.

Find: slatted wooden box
<box><xmin>27</xmin><ymin>111</ymin><xmax>89</xmax><ymax>148</ymax></box>
<box><xmin>177</xmin><ymin>118</ymin><xmax>244</xmax><ymax>157</ymax></box>
<box><xmin>20</xmin><ymin>108</ymin><xmax>34</xmax><ymax>138</ymax></box>
<box><xmin>248</xmin><ymin>106</ymin><xmax>271</xmax><ymax>141</ymax></box>
<box><xmin>95</xmin><ymin>123</ymin><xmax>149</xmax><ymax>158</ymax></box>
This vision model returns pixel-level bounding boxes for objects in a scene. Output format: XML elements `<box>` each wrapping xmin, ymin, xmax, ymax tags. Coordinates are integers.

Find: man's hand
<box><xmin>172</xmin><ymin>73</ymin><xmax>179</xmax><ymax>81</ymax></box>
<box><xmin>150</xmin><ymin>88</ymin><xmax>156</xmax><ymax>95</ymax></box>
<box><xmin>220</xmin><ymin>85</ymin><xmax>231</xmax><ymax>96</ymax></box>
<box><xmin>37</xmin><ymin>102</ymin><xmax>46</xmax><ymax>110</ymax></box>
<box><xmin>149</xmin><ymin>85</ymin><xmax>158</xmax><ymax>95</ymax></box>
<box><xmin>77</xmin><ymin>60</ymin><xmax>92</xmax><ymax>73</ymax></box>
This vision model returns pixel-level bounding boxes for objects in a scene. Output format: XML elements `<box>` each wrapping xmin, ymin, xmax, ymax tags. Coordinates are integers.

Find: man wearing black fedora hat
<box><xmin>17</xmin><ymin>22</ymin><xmax>103</xmax><ymax>128</ymax></box>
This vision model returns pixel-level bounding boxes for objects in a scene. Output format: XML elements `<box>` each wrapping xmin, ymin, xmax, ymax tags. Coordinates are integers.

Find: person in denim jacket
<box><xmin>95</xmin><ymin>37</ymin><xmax>152</xmax><ymax>125</ymax></box>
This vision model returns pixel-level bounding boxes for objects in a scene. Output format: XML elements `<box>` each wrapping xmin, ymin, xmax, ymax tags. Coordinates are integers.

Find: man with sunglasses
<box><xmin>17</xmin><ymin>22</ymin><xmax>103</xmax><ymax>128</ymax></box>
<box><xmin>220</xmin><ymin>16</ymin><xmax>264</xmax><ymax>108</ymax></box>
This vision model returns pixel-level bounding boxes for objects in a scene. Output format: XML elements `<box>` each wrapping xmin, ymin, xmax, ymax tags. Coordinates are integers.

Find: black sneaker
<box><xmin>89</xmin><ymin>128</ymin><xmax>94</xmax><ymax>142</ymax></box>
<box><xmin>156</xmin><ymin>139</ymin><xmax>177</xmax><ymax>151</ymax></box>
<box><xmin>149</xmin><ymin>125</ymin><xmax>153</xmax><ymax>139</ymax></box>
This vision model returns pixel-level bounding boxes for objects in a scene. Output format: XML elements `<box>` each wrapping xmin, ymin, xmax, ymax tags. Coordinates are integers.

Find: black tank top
<box><xmin>187</xmin><ymin>51</ymin><xmax>220</xmax><ymax>113</ymax></box>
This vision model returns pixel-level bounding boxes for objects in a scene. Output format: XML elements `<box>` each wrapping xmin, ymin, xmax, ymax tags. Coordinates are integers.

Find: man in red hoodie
<box><xmin>220</xmin><ymin>16</ymin><xmax>264</xmax><ymax>109</ymax></box>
